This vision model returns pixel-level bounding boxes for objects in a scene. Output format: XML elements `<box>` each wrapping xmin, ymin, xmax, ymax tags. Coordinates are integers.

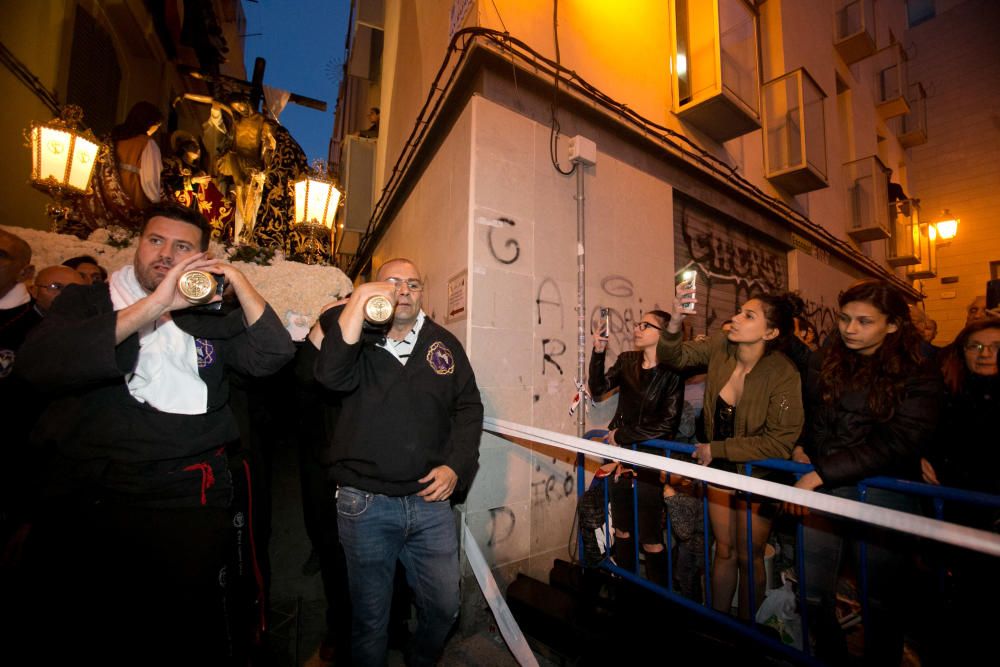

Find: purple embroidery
<box><xmin>196</xmin><ymin>339</ymin><xmax>216</xmax><ymax>368</ymax></box>
<box><xmin>426</xmin><ymin>341</ymin><xmax>455</xmax><ymax>375</ymax></box>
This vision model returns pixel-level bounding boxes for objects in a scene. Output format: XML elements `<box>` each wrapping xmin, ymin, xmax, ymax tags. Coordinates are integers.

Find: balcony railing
<box><xmin>763</xmin><ymin>68</ymin><xmax>828</xmax><ymax>194</ymax></box>
<box><xmin>845</xmin><ymin>156</ymin><xmax>891</xmax><ymax>242</ymax></box>
<box><xmin>834</xmin><ymin>0</ymin><xmax>877</xmax><ymax>64</ymax></box>
<box><xmin>886</xmin><ymin>198</ymin><xmax>922</xmax><ymax>267</ymax></box>
<box><xmin>872</xmin><ymin>44</ymin><xmax>910</xmax><ymax>119</ymax></box>
<box><xmin>670</xmin><ymin>0</ymin><xmax>760</xmax><ymax>143</ymax></box>
<box><xmin>907</xmin><ymin>222</ymin><xmax>938</xmax><ymax>279</ymax></box>
<box><xmin>898</xmin><ymin>82</ymin><xmax>928</xmax><ymax>148</ymax></box>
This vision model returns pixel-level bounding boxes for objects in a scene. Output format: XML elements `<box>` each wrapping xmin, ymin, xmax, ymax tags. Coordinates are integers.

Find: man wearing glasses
<box><xmin>29</xmin><ymin>265</ymin><xmax>86</xmax><ymax>315</ymax></box>
<box><xmin>315</xmin><ymin>257</ymin><xmax>483</xmax><ymax>666</ymax></box>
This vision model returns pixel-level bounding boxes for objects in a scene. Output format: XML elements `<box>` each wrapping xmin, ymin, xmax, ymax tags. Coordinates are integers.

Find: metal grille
<box><xmin>66</xmin><ymin>7</ymin><xmax>121</xmax><ymax>136</ymax></box>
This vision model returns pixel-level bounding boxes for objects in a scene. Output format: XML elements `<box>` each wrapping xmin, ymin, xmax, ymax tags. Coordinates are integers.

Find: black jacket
<box><xmin>588</xmin><ymin>349</ymin><xmax>684</xmax><ymax>446</ymax></box>
<box><xmin>17</xmin><ymin>283</ymin><xmax>295</xmax><ymax>507</ymax></box>
<box><xmin>314</xmin><ymin>309</ymin><xmax>483</xmax><ymax>496</ymax></box>
<box><xmin>801</xmin><ymin>349</ymin><xmax>943</xmax><ymax>488</ymax></box>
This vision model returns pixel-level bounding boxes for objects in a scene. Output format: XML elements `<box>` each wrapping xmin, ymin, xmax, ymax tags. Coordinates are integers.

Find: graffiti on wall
<box><xmin>676</xmin><ymin>200</ymin><xmax>787</xmax><ymax>334</ymax></box>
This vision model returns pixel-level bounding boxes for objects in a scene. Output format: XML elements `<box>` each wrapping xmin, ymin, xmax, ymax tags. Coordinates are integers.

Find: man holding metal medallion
<box><xmin>314</xmin><ymin>257</ymin><xmax>483</xmax><ymax>666</ymax></box>
<box><xmin>15</xmin><ymin>202</ymin><xmax>295</xmax><ymax>662</ymax></box>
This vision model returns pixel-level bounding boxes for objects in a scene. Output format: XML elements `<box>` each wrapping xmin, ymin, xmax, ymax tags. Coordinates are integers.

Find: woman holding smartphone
<box><xmin>589</xmin><ymin>310</ymin><xmax>684</xmax><ymax>587</ymax></box>
<box><xmin>657</xmin><ymin>282</ymin><xmax>803</xmax><ymax>619</ymax></box>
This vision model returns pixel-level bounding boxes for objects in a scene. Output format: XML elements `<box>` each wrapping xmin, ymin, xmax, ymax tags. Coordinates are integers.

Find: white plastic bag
<box><xmin>754</xmin><ymin>576</ymin><xmax>803</xmax><ymax>649</ymax></box>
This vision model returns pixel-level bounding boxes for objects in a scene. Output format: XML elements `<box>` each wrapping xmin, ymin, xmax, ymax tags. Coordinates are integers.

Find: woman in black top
<box><xmin>795</xmin><ymin>280</ymin><xmax>941</xmax><ymax>665</ymax></box>
<box><xmin>589</xmin><ymin>310</ymin><xmax>684</xmax><ymax>586</ymax></box>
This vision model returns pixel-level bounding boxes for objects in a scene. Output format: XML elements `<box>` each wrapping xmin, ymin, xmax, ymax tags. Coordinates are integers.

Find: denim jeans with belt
<box><xmin>336</xmin><ymin>486</ymin><xmax>460</xmax><ymax>666</ymax></box>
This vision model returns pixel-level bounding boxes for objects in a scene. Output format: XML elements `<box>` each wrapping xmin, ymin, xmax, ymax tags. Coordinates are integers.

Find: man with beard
<box><xmin>16</xmin><ymin>202</ymin><xmax>295</xmax><ymax>663</ymax></box>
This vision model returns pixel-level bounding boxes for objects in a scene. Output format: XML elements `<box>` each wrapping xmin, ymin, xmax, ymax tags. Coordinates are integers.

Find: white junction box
<box><xmin>568</xmin><ymin>134</ymin><xmax>597</xmax><ymax>165</ymax></box>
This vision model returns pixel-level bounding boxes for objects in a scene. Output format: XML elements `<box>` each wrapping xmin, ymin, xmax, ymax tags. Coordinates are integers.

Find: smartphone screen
<box><xmin>679</xmin><ymin>270</ymin><xmax>697</xmax><ymax>311</ymax></box>
<box><xmin>599</xmin><ymin>307</ymin><xmax>610</xmax><ymax>336</ymax></box>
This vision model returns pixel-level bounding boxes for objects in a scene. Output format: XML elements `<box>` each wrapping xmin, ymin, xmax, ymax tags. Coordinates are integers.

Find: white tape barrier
<box><xmin>484</xmin><ymin>417</ymin><xmax>1000</xmax><ymax>558</ymax></box>
<box><xmin>462</xmin><ymin>522</ymin><xmax>540</xmax><ymax>667</ymax></box>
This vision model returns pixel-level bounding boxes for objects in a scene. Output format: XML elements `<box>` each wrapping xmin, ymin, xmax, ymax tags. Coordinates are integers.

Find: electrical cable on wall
<box><xmin>549</xmin><ymin>0</ymin><xmax>577</xmax><ymax>176</ymax></box>
<box><xmin>348</xmin><ymin>26</ymin><xmax>919</xmax><ymax>301</ymax></box>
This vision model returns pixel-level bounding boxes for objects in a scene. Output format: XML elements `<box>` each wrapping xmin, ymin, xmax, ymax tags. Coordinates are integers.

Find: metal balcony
<box><xmin>670</xmin><ymin>0</ymin><xmax>760</xmax><ymax>142</ymax></box>
<box><xmin>845</xmin><ymin>156</ymin><xmax>892</xmax><ymax>242</ymax></box>
<box><xmin>885</xmin><ymin>198</ymin><xmax>922</xmax><ymax>267</ymax></box>
<box><xmin>873</xmin><ymin>44</ymin><xmax>910</xmax><ymax>120</ymax></box>
<box><xmin>834</xmin><ymin>0</ymin><xmax>877</xmax><ymax>64</ymax></box>
<box><xmin>763</xmin><ymin>68</ymin><xmax>828</xmax><ymax>194</ymax></box>
<box><xmin>898</xmin><ymin>83</ymin><xmax>928</xmax><ymax>148</ymax></box>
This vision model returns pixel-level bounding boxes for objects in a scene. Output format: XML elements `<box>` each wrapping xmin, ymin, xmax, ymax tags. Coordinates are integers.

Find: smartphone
<box><xmin>679</xmin><ymin>270</ymin><xmax>698</xmax><ymax>311</ymax></box>
<box><xmin>599</xmin><ymin>307</ymin><xmax>610</xmax><ymax>337</ymax></box>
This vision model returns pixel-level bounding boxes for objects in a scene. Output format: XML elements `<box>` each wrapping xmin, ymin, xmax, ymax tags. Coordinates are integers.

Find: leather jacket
<box><xmin>588</xmin><ymin>349</ymin><xmax>684</xmax><ymax>446</ymax></box>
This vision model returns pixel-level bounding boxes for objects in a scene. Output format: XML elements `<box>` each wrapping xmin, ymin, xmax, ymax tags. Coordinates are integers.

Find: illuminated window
<box><xmin>670</xmin><ymin>0</ymin><xmax>760</xmax><ymax>142</ymax></box>
<box><xmin>762</xmin><ymin>68</ymin><xmax>828</xmax><ymax>194</ymax></box>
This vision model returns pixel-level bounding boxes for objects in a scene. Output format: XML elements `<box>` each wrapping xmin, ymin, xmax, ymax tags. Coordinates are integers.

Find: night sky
<box><xmin>242</xmin><ymin>0</ymin><xmax>351</xmax><ymax>163</ymax></box>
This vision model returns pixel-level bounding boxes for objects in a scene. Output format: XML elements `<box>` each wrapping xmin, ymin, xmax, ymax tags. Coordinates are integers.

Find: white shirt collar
<box><xmin>0</xmin><ymin>282</ymin><xmax>31</xmax><ymax>310</ymax></box>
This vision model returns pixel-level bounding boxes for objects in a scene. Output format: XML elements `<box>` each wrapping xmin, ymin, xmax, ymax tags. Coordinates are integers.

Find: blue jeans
<box><xmin>336</xmin><ymin>486</ymin><xmax>460</xmax><ymax>666</ymax></box>
<box><xmin>802</xmin><ymin>486</ymin><xmax>920</xmax><ymax>665</ymax></box>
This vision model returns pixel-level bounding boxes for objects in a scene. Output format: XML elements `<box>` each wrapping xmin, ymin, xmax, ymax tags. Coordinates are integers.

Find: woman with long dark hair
<box><xmin>658</xmin><ymin>288</ymin><xmax>803</xmax><ymax>619</ymax></box>
<box><xmin>795</xmin><ymin>279</ymin><xmax>942</xmax><ymax>664</ymax></box>
<box><xmin>589</xmin><ymin>309</ymin><xmax>684</xmax><ymax>587</ymax></box>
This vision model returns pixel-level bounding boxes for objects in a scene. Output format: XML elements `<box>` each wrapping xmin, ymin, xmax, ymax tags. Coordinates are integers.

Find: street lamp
<box><xmin>292</xmin><ymin>166</ymin><xmax>342</xmax><ymax>264</ymax></box>
<box><xmin>932</xmin><ymin>209</ymin><xmax>959</xmax><ymax>242</ymax></box>
<box><xmin>27</xmin><ymin>105</ymin><xmax>103</xmax><ymax>221</ymax></box>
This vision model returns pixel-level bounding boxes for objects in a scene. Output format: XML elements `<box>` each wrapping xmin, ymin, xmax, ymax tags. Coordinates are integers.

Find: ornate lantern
<box><xmin>27</xmin><ymin>105</ymin><xmax>104</xmax><ymax>223</ymax></box>
<box><xmin>28</xmin><ymin>105</ymin><xmax>101</xmax><ymax>196</ymax></box>
<box><xmin>292</xmin><ymin>163</ymin><xmax>342</xmax><ymax>264</ymax></box>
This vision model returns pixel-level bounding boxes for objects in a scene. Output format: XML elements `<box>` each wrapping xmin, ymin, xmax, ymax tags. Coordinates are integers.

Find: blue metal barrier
<box><xmin>574</xmin><ymin>432</ymin><xmax>1000</xmax><ymax>662</ymax></box>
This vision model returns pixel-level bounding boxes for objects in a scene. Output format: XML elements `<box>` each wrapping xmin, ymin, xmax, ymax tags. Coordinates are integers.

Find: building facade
<box><xmin>331</xmin><ymin>0</ymin><xmax>991</xmax><ymax>629</ymax></box>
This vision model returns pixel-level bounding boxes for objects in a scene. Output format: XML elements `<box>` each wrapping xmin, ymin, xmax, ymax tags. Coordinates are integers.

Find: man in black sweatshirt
<box><xmin>315</xmin><ymin>257</ymin><xmax>483</xmax><ymax>666</ymax></box>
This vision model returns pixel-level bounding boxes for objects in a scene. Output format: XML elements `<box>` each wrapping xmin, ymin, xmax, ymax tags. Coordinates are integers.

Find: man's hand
<box><xmin>337</xmin><ymin>281</ymin><xmax>398</xmax><ymax>345</ymax></box>
<box><xmin>116</xmin><ymin>252</ymin><xmax>218</xmax><ymax>343</ymax></box>
<box><xmin>201</xmin><ymin>260</ymin><xmax>266</xmax><ymax>325</ymax></box>
<box><xmin>604</xmin><ymin>429</ymin><xmax>619</xmax><ymax>447</ymax></box>
<box><xmin>417</xmin><ymin>465</ymin><xmax>458</xmax><ymax>502</ymax></box>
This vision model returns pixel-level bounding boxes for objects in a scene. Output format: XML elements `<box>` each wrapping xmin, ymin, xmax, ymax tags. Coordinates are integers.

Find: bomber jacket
<box><xmin>657</xmin><ymin>330</ymin><xmax>803</xmax><ymax>462</ymax></box>
<box><xmin>588</xmin><ymin>349</ymin><xmax>684</xmax><ymax>446</ymax></box>
<box><xmin>314</xmin><ymin>308</ymin><xmax>483</xmax><ymax>497</ymax></box>
<box><xmin>801</xmin><ymin>349</ymin><xmax>942</xmax><ymax>488</ymax></box>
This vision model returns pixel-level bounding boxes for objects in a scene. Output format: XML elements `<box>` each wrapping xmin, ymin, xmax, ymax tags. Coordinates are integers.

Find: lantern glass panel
<box><xmin>67</xmin><ymin>135</ymin><xmax>99</xmax><ymax>191</ymax></box>
<box><xmin>35</xmin><ymin>127</ymin><xmax>72</xmax><ymax>184</ymax></box>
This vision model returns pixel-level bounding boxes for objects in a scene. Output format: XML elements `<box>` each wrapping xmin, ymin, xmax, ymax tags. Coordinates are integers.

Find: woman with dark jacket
<box><xmin>589</xmin><ymin>309</ymin><xmax>684</xmax><ymax>587</ymax></box>
<box><xmin>658</xmin><ymin>289</ymin><xmax>803</xmax><ymax>619</ymax></box>
<box><xmin>795</xmin><ymin>279</ymin><xmax>942</xmax><ymax>665</ymax></box>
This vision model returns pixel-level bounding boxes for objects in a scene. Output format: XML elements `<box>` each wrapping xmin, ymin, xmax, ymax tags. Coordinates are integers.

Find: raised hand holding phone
<box><xmin>594</xmin><ymin>307</ymin><xmax>610</xmax><ymax>352</ymax></box>
<box><xmin>667</xmin><ymin>271</ymin><xmax>698</xmax><ymax>334</ymax></box>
